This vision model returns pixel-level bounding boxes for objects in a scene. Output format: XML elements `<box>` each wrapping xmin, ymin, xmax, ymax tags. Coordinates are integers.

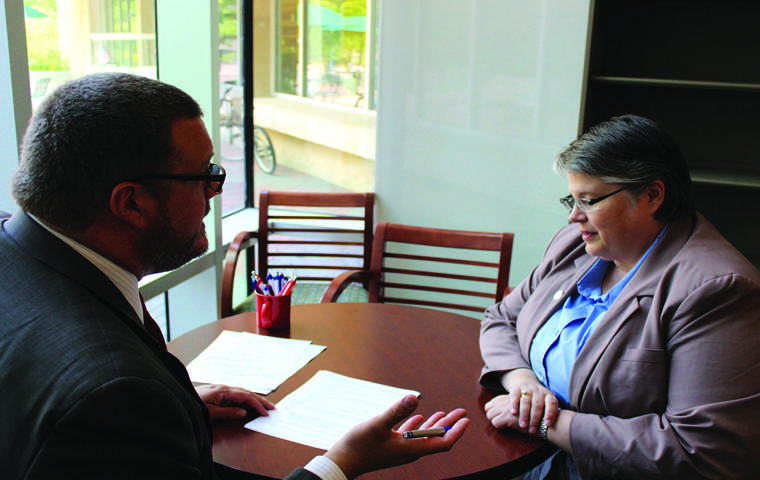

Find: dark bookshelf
<box><xmin>583</xmin><ymin>0</ymin><xmax>760</xmax><ymax>267</ymax></box>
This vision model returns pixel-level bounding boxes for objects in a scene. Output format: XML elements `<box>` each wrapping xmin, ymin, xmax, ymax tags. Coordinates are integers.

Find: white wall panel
<box><xmin>375</xmin><ymin>0</ymin><xmax>591</xmax><ymax>283</ymax></box>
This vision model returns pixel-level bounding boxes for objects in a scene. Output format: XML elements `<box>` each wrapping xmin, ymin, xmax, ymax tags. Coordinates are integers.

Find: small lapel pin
<box><xmin>553</xmin><ymin>289</ymin><xmax>564</xmax><ymax>301</ymax></box>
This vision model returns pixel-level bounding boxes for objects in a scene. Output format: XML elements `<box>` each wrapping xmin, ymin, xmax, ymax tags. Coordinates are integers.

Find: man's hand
<box><xmin>195</xmin><ymin>384</ymin><xmax>275</xmax><ymax>420</ymax></box>
<box><xmin>325</xmin><ymin>395</ymin><xmax>469</xmax><ymax>479</ymax></box>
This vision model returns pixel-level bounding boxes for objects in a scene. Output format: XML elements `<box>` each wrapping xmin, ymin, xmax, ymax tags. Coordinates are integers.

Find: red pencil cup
<box><xmin>256</xmin><ymin>292</ymin><xmax>292</xmax><ymax>331</ymax></box>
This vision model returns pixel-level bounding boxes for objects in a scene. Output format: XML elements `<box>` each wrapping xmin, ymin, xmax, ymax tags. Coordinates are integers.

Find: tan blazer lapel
<box><xmin>568</xmin><ymin>294</ymin><xmax>645</xmax><ymax>407</ymax></box>
<box><xmin>518</xmin><ymin>255</ymin><xmax>596</xmax><ymax>360</ymax></box>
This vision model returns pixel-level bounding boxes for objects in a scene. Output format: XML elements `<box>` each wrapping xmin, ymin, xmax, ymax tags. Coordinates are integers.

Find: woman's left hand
<box><xmin>195</xmin><ymin>384</ymin><xmax>275</xmax><ymax>420</ymax></box>
<box><xmin>484</xmin><ymin>386</ymin><xmax>559</xmax><ymax>438</ymax></box>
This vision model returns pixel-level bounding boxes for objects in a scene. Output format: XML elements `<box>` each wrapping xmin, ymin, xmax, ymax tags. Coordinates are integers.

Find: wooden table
<box><xmin>168</xmin><ymin>303</ymin><xmax>555</xmax><ymax>479</ymax></box>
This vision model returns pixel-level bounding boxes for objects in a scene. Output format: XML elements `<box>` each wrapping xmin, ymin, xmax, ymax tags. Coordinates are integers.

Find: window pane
<box><xmin>251</xmin><ymin>0</ymin><xmax>377</xmax><ymax>210</ymax></box>
<box><xmin>218</xmin><ymin>0</ymin><xmax>245</xmax><ymax>216</ymax></box>
<box><xmin>305</xmin><ymin>0</ymin><xmax>366</xmax><ymax>108</ymax></box>
<box><xmin>25</xmin><ymin>0</ymin><xmax>157</xmax><ymax>112</ymax></box>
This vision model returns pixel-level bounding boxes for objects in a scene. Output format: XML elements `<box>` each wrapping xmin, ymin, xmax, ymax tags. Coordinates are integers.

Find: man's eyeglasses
<box><xmin>130</xmin><ymin>163</ymin><xmax>226</xmax><ymax>193</ymax></box>
<box><xmin>559</xmin><ymin>186</ymin><xmax>626</xmax><ymax>213</ymax></box>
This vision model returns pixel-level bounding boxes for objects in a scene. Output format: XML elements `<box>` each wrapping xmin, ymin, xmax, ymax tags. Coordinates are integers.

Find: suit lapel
<box><xmin>6</xmin><ymin>211</ymin><xmax>213</xmax><ymax>439</ymax></box>
<box><xmin>6</xmin><ymin>211</ymin><xmax>165</xmax><ymax>354</ymax></box>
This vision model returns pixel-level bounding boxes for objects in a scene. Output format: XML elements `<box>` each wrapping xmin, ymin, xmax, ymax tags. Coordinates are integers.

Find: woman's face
<box><xmin>566</xmin><ymin>172</ymin><xmax>664</xmax><ymax>271</ymax></box>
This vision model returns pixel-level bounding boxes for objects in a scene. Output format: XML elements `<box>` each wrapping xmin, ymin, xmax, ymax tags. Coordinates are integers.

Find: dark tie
<box><xmin>140</xmin><ymin>295</ymin><xmax>167</xmax><ymax>350</ymax></box>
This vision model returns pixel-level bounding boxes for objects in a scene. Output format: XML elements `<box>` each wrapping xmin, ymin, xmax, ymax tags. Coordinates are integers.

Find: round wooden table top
<box><xmin>168</xmin><ymin>302</ymin><xmax>554</xmax><ymax>479</ymax></box>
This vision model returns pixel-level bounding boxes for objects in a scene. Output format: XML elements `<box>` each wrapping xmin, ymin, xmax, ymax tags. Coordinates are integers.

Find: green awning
<box><xmin>24</xmin><ymin>5</ymin><xmax>47</xmax><ymax>18</ymax></box>
<box><xmin>305</xmin><ymin>4</ymin><xmax>366</xmax><ymax>32</ymax></box>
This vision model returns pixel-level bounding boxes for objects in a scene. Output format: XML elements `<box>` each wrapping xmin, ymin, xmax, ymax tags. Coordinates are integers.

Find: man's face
<box><xmin>140</xmin><ymin>117</ymin><xmax>218</xmax><ymax>274</ymax></box>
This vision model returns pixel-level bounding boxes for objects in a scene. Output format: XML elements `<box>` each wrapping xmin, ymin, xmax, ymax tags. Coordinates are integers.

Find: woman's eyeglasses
<box><xmin>559</xmin><ymin>186</ymin><xmax>626</xmax><ymax>213</ymax></box>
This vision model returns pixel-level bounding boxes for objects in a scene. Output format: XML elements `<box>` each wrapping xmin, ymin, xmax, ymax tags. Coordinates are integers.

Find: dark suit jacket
<box><xmin>480</xmin><ymin>213</ymin><xmax>760</xmax><ymax>479</ymax></box>
<box><xmin>0</xmin><ymin>211</ymin><xmax>318</xmax><ymax>480</ymax></box>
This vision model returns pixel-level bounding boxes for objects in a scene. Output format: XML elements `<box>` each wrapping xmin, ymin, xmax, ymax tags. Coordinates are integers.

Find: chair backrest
<box><xmin>367</xmin><ymin>222</ymin><xmax>514</xmax><ymax>315</ymax></box>
<box><xmin>258</xmin><ymin>190</ymin><xmax>375</xmax><ymax>287</ymax></box>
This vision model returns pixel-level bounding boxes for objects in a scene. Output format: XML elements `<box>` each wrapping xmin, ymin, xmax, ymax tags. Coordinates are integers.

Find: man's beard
<box><xmin>139</xmin><ymin>213</ymin><xmax>208</xmax><ymax>275</ymax></box>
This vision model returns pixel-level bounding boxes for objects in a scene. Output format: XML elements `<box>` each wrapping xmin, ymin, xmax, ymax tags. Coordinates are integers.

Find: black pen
<box><xmin>402</xmin><ymin>427</ymin><xmax>451</xmax><ymax>439</ymax></box>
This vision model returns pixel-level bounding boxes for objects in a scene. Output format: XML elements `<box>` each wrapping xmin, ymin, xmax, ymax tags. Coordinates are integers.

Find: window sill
<box><xmin>253</xmin><ymin>96</ymin><xmax>376</xmax><ymax>159</ymax></box>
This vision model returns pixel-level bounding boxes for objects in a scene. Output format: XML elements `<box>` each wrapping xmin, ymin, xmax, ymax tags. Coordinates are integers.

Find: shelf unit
<box><xmin>583</xmin><ymin>0</ymin><xmax>760</xmax><ymax>267</ymax></box>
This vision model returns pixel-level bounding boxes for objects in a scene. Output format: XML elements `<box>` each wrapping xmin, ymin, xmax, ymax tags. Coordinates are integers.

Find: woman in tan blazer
<box><xmin>480</xmin><ymin>115</ymin><xmax>760</xmax><ymax>479</ymax></box>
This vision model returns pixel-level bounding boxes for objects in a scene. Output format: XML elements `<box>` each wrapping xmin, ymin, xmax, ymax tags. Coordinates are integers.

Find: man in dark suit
<box><xmin>0</xmin><ymin>73</ymin><xmax>468</xmax><ymax>479</ymax></box>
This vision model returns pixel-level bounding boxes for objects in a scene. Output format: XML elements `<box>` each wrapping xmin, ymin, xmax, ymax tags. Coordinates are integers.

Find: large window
<box><xmin>248</xmin><ymin>0</ymin><xmax>377</xmax><ymax>209</ymax></box>
<box><xmin>276</xmin><ymin>0</ymin><xmax>377</xmax><ymax>110</ymax></box>
<box><xmin>24</xmin><ymin>0</ymin><xmax>157</xmax><ymax>112</ymax></box>
<box><xmin>215</xmin><ymin>0</ymin><xmax>379</xmax><ymax>217</ymax></box>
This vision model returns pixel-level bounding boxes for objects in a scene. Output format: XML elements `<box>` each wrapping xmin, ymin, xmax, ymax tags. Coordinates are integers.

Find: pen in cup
<box><xmin>402</xmin><ymin>426</ymin><xmax>451</xmax><ymax>439</ymax></box>
<box><xmin>279</xmin><ymin>276</ymin><xmax>297</xmax><ymax>296</ymax></box>
<box><xmin>252</xmin><ymin>271</ymin><xmax>296</xmax><ymax>296</ymax></box>
<box><xmin>251</xmin><ymin>272</ymin><xmax>265</xmax><ymax>295</ymax></box>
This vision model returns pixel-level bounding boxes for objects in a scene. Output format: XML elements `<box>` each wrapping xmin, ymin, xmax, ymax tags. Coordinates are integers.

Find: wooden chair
<box><xmin>220</xmin><ymin>191</ymin><xmax>375</xmax><ymax>317</ymax></box>
<box><xmin>321</xmin><ymin>222</ymin><xmax>514</xmax><ymax>315</ymax></box>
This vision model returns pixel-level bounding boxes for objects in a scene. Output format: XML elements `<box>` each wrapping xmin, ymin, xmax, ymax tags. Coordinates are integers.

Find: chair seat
<box><xmin>233</xmin><ymin>282</ymin><xmax>368</xmax><ymax>315</ymax></box>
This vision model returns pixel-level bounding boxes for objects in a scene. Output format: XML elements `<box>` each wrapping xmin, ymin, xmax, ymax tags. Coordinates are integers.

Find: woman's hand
<box><xmin>195</xmin><ymin>384</ymin><xmax>275</xmax><ymax>420</ymax></box>
<box><xmin>484</xmin><ymin>369</ymin><xmax>559</xmax><ymax>437</ymax></box>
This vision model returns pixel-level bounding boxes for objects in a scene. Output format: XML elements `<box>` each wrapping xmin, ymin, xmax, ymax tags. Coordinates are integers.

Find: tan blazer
<box><xmin>480</xmin><ymin>213</ymin><xmax>760</xmax><ymax>479</ymax></box>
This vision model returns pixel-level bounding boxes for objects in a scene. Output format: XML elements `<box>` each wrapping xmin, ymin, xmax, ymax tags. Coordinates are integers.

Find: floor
<box><xmin>219</xmin><ymin>130</ymin><xmax>350</xmax><ymax>216</ymax></box>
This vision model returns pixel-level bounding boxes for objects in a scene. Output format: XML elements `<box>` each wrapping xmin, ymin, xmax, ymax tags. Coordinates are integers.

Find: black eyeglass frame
<box><xmin>559</xmin><ymin>186</ymin><xmax>627</xmax><ymax>213</ymax></box>
<box><xmin>129</xmin><ymin>163</ymin><xmax>226</xmax><ymax>193</ymax></box>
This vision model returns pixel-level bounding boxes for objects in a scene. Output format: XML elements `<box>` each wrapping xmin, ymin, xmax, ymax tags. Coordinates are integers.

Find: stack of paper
<box><xmin>246</xmin><ymin>370</ymin><xmax>420</xmax><ymax>450</ymax></box>
<box><xmin>186</xmin><ymin>330</ymin><xmax>325</xmax><ymax>394</ymax></box>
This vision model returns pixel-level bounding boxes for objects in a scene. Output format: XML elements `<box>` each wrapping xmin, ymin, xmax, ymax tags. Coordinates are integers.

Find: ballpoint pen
<box><xmin>279</xmin><ymin>276</ymin><xmax>297</xmax><ymax>296</ymax></box>
<box><xmin>276</xmin><ymin>272</ymin><xmax>284</xmax><ymax>295</ymax></box>
<box><xmin>251</xmin><ymin>272</ymin><xmax>264</xmax><ymax>294</ymax></box>
<box><xmin>402</xmin><ymin>427</ymin><xmax>451</xmax><ymax>439</ymax></box>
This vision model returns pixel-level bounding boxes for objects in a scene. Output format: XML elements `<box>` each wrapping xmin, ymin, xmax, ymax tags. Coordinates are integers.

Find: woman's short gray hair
<box><xmin>554</xmin><ymin>114</ymin><xmax>694</xmax><ymax>221</ymax></box>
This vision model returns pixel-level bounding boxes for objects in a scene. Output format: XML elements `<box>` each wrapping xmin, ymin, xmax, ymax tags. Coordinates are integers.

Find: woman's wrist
<box><xmin>544</xmin><ymin>409</ymin><xmax>575</xmax><ymax>453</ymax></box>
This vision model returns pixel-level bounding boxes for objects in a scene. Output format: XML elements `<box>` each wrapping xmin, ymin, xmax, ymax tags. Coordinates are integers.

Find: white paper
<box><xmin>186</xmin><ymin>330</ymin><xmax>325</xmax><ymax>394</ymax></box>
<box><xmin>245</xmin><ymin>370</ymin><xmax>420</xmax><ymax>450</ymax></box>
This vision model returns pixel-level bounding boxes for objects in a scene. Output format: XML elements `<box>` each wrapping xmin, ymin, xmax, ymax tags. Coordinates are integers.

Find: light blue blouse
<box><xmin>529</xmin><ymin>227</ymin><xmax>667</xmax><ymax>406</ymax></box>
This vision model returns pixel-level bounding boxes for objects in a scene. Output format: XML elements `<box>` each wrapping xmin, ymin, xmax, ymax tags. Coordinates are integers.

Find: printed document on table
<box><xmin>186</xmin><ymin>330</ymin><xmax>325</xmax><ymax>394</ymax></box>
<box><xmin>245</xmin><ymin>370</ymin><xmax>420</xmax><ymax>450</ymax></box>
